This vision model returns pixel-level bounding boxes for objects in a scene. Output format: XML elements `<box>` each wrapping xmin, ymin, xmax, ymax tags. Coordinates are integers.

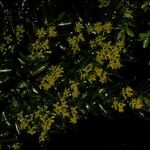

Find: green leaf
<box><xmin>144</xmin><ymin>97</ymin><xmax>150</xmax><ymax>107</ymax></box>
<box><xmin>98</xmin><ymin>0</ymin><xmax>110</xmax><ymax>8</ymax></box>
<box><xmin>30</xmin><ymin>62</ymin><xmax>48</xmax><ymax>76</ymax></box>
<box><xmin>17</xmin><ymin>81</ymin><xmax>28</xmax><ymax>89</ymax></box>
<box><xmin>139</xmin><ymin>33</ymin><xmax>147</xmax><ymax>41</ymax></box>
<box><xmin>125</xmin><ymin>27</ymin><xmax>134</xmax><ymax>37</ymax></box>
<box><xmin>143</xmin><ymin>38</ymin><xmax>149</xmax><ymax>48</ymax></box>
<box><xmin>117</xmin><ymin>30</ymin><xmax>125</xmax><ymax>40</ymax></box>
<box><xmin>57</xmin><ymin>12</ymin><xmax>66</xmax><ymax>22</ymax></box>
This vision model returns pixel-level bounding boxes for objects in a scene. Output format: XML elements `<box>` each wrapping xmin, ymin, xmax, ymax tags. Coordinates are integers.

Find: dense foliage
<box><xmin>0</xmin><ymin>0</ymin><xmax>150</xmax><ymax>149</ymax></box>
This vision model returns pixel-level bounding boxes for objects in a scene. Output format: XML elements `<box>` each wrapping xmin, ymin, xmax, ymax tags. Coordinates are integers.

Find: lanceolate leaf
<box><xmin>30</xmin><ymin>62</ymin><xmax>49</xmax><ymax>76</ymax></box>
<box><xmin>117</xmin><ymin>30</ymin><xmax>125</xmax><ymax>40</ymax></box>
<box><xmin>125</xmin><ymin>27</ymin><xmax>135</xmax><ymax>37</ymax></box>
<box><xmin>143</xmin><ymin>38</ymin><xmax>149</xmax><ymax>48</ymax></box>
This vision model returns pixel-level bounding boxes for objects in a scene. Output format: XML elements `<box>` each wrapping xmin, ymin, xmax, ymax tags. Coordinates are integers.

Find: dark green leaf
<box><xmin>30</xmin><ymin>62</ymin><xmax>48</xmax><ymax>76</ymax></box>
<box><xmin>57</xmin><ymin>12</ymin><xmax>66</xmax><ymax>22</ymax></box>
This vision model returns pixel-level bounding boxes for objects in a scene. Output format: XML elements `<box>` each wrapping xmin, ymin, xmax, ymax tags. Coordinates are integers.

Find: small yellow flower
<box><xmin>129</xmin><ymin>98</ymin><xmax>143</xmax><ymax>109</ymax></box>
<box><xmin>47</xmin><ymin>26</ymin><xmax>57</xmax><ymax>38</ymax></box>
<box><xmin>112</xmin><ymin>100</ymin><xmax>126</xmax><ymax>113</ymax></box>
<box><xmin>103</xmin><ymin>22</ymin><xmax>112</xmax><ymax>33</ymax></box>
<box><xmin>75</xmin><ymin>22</ymin><xmax>84</xmax><ymax>33</ymax></box>
<box><xmin>17</xmin><ymin>107</ymin><xmax>55</xmax><ymax>143</ymax></box>
<box><xmin>88</xmin><ymin>73</ymin><xmax>97</xmax><ymax>82</ymax></box>
<box><xmin>68</xmin><ymin>33</ymin><xmax>84</xmax><ymax>54</ymax></box>
<box><xmin>122</xmin><ymin>86</ymin><xmax>134</xmax><ymax>100</ymax></box>
<box><xmin>93</xmin><ymin>22</ymin><xmax>103</xmax><ymax>34</ymax></box>
<box><xmin>30</xmin><ymin>39</ymin><xmax>50</xmax><ymax>59</ymax></box>
<box><xmin>94</xmin><ymin>67</ymin><xmax>108</xmax><ymax>83</ymax></box>
<box><xmin>70</xmin><ymin>81</ymin><xmax>80</xmax><ymax>98</ymax></box>
<box><xmin>36</xmin><ymin>27</ymin><xmax>47</xmax><ymax>39</ymax></box>
<box><xmin>96</xmin><ymin>41</ymin><xmax>123</xmax><ymax>70</ymax></box>
<box><xmin>62</xmin><ymin>88</ymin><xmax>70</xmax><ymax>99</ymax></box>
<box><xmin>80</xmin><ymin>63</ymin><xmax>94</xmax><ymax>80</ymax></box>
<box><xmin>70</xmin><ymin>107</ymin><xmax>78</xmax><ymax>124</ymax></box>
<box><xmin>68</xmin><ymin>36</ymin><xmax>80</xmax><ymax>53</ymax></box>
<box><xmin>15</xmin><ymin>25</ymin><xmax>25</xmax><ymax>42</ymax></box>
<box><xmin>40</xmin><ymin>65</ymin><xmax>64</xmax><ymax>91</ymax></box>
<box><xmin>27</xmin><ymin>126</ymin><xmax>37</xmax><ymax>135</ymax></box>
<box><xmin>53</xmin><ymin>98</ymin><xmax>70</xmax><ymax>118</ymax></box>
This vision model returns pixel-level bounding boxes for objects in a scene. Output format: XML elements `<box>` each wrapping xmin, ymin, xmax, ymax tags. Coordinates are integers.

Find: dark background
<box><xmin>21</xmin><ymin>115</ymin><xmax>150</xmax><ymax>150</ymax></box>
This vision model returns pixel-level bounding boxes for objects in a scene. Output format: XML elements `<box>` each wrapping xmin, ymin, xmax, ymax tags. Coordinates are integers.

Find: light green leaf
<box><xmin>144</xmin><ymin>97</ymin><xmax>150</xmax><ymax>107</ymax></box>
<box><xmin>125</xmin><ymin>27</ymin><xmax>135</xmax><ymax>37</ymax></box>
<box><xmin>143</xmin><ymin>38</ymin><xmax>149</xmax><ymax>48</ymax></box>
<box><xmin>117</xmin><ymin>30</ymin><xmax>125</xmax><ymax>40</ymax></box>
<box><xmin>139</xmin><ymin>32</ymin><xmax>147</xmax><ymax>41</ymax></box>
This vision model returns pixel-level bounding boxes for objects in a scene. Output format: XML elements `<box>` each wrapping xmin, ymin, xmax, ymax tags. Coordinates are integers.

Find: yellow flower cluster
<box><xmin>93</xmin><ymin>22</ymin><xmax>103</xmax><ymax>34</ymax></box>
<box><xmin>112</xmin><ymin>100</ymin><xmax>126</xmax><ymax>113</ymax></box>
<box><xmin>80</xmin><ymin>63</ymin><xmax>95</xmax><ymax>82</ymax></box>
<box><xmin>47</xmin><ymin>26</ymin><xmax>58</xmax><ymax>38</ymax></box>
<box><xmin>17</xmin><ymin>106</ymin><xmax>55</xmax><ymax>142</ymax></box>
<box><xmin>80</xmin><ymin>63</ymin><xmax>108</xmax><ymax>84</ymax></box>
<box><xmin>53</xmin><ymin>88</ymin><xmax>79</xmax><ymax>123</ymax></box>
<box><xmin>53</xmin><ymin>98</ymin><xmax>70</xmax><ymax>118</ymax></box>
<box><xmin>36</xmin><ymin>27</ymin><xmax>47</xmax><ymax>39</ymax></box>
<box><xmin>75</xmin><ymin>22</ymin><xmax>84</xmax><ymax>33</ymax></box>
<box><xmin>40</xmin><ymin>65</ymin><xmax>64</xmax><ymax>91</ymax></box>
<box><xmin>129</xmin><ymin>98</ymin><xmax>143</xmax><ymax>109</ymax></box>
<box><xmin>92</xmin><ymin>22</ymin><xmax>112</xmax><ymax>34</ymax></box>
<box><xmin>94</xmin><ymin>67</ymin><xmax>108</xmax><ymax>84</ymax></box>
<box><xmin>70</xmin><ymin>107</ymin><xmax>78</xmax><ymax>124</ymax></box>
<box><xmin>15</xmin><ymin>25</ymin><xmax>25</xmax><ymax>42</ymax></box>
<box><xmin>30</xmin><ymin>39</ymin><xmax>49</xmax><ymax>59</ymax></box>
<box><xmin>90</xmin><ymin>35</ymin><xmax>106</xmax><ymax>48</ymax></box>
<box><xmin>122</xmin><ymin>86</ymin><xmax>134</xmax><ymax>100</ymax></box>
<box><xmin>53</xmin><ymin>88</ymin><xmax>70</xmax><ymax>117</ymax></box>
<box><xmin>103</xmin><ymin>22</ymin><xmax>112</xmax><ymax>33</ymax></box>
<box><xmin>30</xmin><ymin>26</ymin><xmax>57</xmax><ymax>59</ymax></box>
<box><xmin>96</xmin><ymin>41</ymin><xmax>124</xmax><ymax>70</ymax></box>
<box><xmin>68</xmin><ymin>33</ymin><xmax>85</xmax><ymax>54</ymax></box>
<box><xmin>36</xmin><ymin>26</ymin><xmax>57</xmax><ymax>39</ymax></box>
<box><xmin>112</xmin><ymin>86</ymin><xmax>143</xmax><ymax>112</ymax></box>
<box><xmin>70</xmin><ymin>81</ymin><xmax>80</xmax><ymax>98</ymax></box>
